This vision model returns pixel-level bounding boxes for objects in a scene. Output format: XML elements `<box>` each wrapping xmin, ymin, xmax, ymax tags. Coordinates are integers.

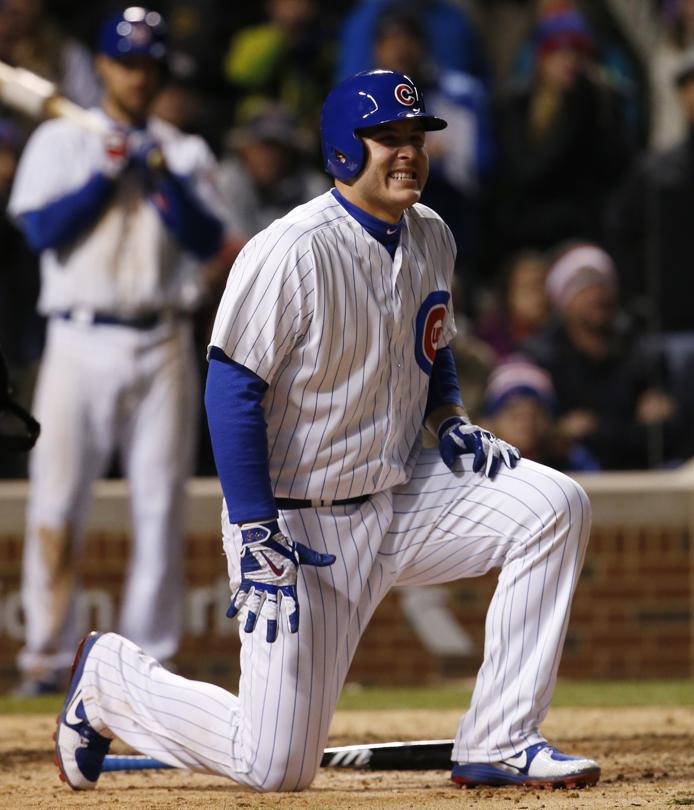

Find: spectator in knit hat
<box><xmin>508</xmin><ymin>1</ymin><xmax>642</xmax><ymax>134</ymax></box>
<box><xmin>491</xmin><ymin>5</ymin><xmax>633</xmax><ymax>261</ymax></box>
<box><xmin>481</xmin><ymin>355</ymin><xmax>599</xmax><ymax>472</ymax></box>
<box><xmin>524</xmin><ymin>242</ymin><xmax>685</xmax><ymax>469</ymax></box>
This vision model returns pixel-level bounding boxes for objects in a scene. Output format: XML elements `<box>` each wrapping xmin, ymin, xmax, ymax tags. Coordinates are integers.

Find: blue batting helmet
<box><xmin>98</xmin><ymin>7</ymin><xmax>168</xmax><ymax>62</ymax></box>
<box><xmin>320</xmin><ymin>70</ymin><xmax>447</xmax><ymax>181</ymax></box>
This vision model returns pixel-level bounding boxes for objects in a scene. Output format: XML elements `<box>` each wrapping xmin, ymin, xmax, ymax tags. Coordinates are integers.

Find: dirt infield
<box><xmin>2</xmin><ymin>707</ymin><xmax>693</xmax><ymax>809</ymax></box>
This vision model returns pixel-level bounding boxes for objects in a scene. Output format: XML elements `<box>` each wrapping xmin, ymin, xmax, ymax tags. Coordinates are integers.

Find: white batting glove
<box><xmin>102</xmin><ymin>130</ymin><xmax>129</xmax><ymax>178</ymax></box>
<box><xmin>438</xmin><ymin>416</ymin><xmax>521</xmax><ymax>479</ymax></box>
<box><xmin>227</xmin><ymin>520</ymin><xmax>335</xmax><ymax>643</ymax></box>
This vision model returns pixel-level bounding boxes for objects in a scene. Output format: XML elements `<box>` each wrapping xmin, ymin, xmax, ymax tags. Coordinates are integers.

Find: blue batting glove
<box><xmin>227</xmin><ymin>520</ymin><xmax>335</xmax><ymax>643</ymax></box>
<box><xmin>438</xmin><ymin>416</ymin><xmax>521</xmax><ymax>479</ymax></box>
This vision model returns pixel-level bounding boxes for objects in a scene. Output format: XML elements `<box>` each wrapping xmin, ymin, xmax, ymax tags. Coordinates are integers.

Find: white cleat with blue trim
<box><xmin>452</xmin><ymin>742</ymin><xmax>600</xmax><ymax>789</ymax></box>
<box><xmin>53</xmin><ymin>632</ymin><xmax>112</xmax><ymax>790</ymax></box>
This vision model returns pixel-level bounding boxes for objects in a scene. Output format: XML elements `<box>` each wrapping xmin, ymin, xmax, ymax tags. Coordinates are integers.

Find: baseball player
<box><xmin>53</xmin><ymin>70</ymin><xmax>599</xmax><ymax>792</ymax></box>
<box><xmin>8</xmin><ymin>7</ymin><xmax>224</xmax><ymax>694</ymax></box>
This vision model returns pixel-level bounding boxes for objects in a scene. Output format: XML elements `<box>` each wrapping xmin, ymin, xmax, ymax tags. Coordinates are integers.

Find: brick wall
<box><xmin>1</xmin><ymin>473</ymin><xmax>692</xmax><ymax>691</ymax></box>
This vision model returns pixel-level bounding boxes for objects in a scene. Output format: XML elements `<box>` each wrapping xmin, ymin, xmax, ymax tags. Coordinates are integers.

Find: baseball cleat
<box><xmin>54</xmin><ymin>632</ymin><xmax>111</xmax><ymax>790</ymax></box>
<box><xmin>451</xmin><ymin>742</ymin><xmax>600</xmax><ymax>789</ymax></box>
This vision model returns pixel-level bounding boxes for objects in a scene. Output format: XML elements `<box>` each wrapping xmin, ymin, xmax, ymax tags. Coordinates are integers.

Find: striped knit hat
<box><xmin>545</xmin><ymin>244</ymin><xmax>617</xmax><ymax>311</ymax></box>
<box><xmin>483</xmin><ymin>356</ymin><xmax>556</xmax><ymax>416</ymax></box>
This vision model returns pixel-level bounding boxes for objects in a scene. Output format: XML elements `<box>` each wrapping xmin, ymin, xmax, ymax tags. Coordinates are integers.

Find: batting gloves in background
<box><xmin>128</xmin><ymin>130</ymin><xmax>167</xmax><ymax>175</ymax></box>
<box><xmin>227</xmin><ymin>520</ymin><xmax>335</xmax><ymax>643</ymax></box>
<box><xmin>101</xmin><ymin>130</ymin><xmax>166</xmax><ymax>180</ymax></box>
<box><xmin>438</xmin><ymin>416</ymin><xmax>521</xmax><ymax>479</ymax></box>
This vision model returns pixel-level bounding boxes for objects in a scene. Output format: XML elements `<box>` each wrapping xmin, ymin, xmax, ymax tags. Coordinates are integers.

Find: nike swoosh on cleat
<box><xmin>501</xmin><ymin>751</ymin><xmax>528</xmax><ymax>773</ymax></box>
<box><xmin>64</xmin><ymin>693</ymin><xmax>83</xmax><ymax>727</ymax></box>
<box><xmin>260</xmin><ymin>551</ymin><xmax>285</xmax><ymax>577</ymax></box>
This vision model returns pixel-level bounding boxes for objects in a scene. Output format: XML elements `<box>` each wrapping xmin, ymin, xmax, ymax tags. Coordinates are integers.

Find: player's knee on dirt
<box><xmin>252</xmin><ymin>773</ymin><xmax>315</xmax><ymax>793</ymax></box>
<box><xmin>241</xmin><ymin>749</ymin><xmax>319</xmax><ymax>792</ymax></box>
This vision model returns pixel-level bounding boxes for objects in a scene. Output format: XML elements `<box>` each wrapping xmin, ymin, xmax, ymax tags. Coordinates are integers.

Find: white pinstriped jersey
<box><xmin>209</xmin><ymin>190</ymin><xmax>457</xmax><ymax>501</ymax></box>
<box><xmin>8</xmin><ymin>110</ymin><xmax>223</xmax><ymax>316</ymax></box>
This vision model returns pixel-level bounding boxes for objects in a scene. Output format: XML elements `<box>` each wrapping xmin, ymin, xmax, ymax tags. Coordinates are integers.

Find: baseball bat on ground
<box><xmin>0</xmin><ymin>60</ymin><xmax>109</xmax><ymax>134</ymax></box>
<box><xmin>102</xmin><ymin>739</ymin><xmax>455</xmax><ymax>773</ymax></box>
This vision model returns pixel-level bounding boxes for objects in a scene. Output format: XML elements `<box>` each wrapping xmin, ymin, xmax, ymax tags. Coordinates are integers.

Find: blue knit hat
<box><xmin>484</xmin><ymin>356</ymin><xmax>556</xmax><ymax>416</ymax></box>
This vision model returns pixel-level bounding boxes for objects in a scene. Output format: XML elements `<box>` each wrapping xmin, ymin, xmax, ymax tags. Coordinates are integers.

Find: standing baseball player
<box><xmin>53</xmin><ymin>70</ymin><xmax>599</xmax><ymax>792</ymax></box>
<box><xmin>8</xmin><ymin>7</ymin><xmax>224</xmax><ymax>694</ymax></box>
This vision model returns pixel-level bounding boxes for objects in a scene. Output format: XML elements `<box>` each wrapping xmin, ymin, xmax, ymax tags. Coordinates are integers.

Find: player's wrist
<box><xmin>437</xmin><ymin>415</ymin><xmax>471</xmax><ymax>440</ymax></box>
<box><xmin>425</xmin><ymin>404</ymin><xmax>469</xmax><ymax>440</ymax></box>
<box><xmin>239</xmin><ymin>519</ymin><xmax>282</xmax><ymax>545</ymax></box>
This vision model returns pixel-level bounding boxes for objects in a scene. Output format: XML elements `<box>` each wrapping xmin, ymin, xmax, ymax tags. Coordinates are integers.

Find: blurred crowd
<box><xmin>3</xmin><ymin>0</ymin><xmax>694</xmax><ymax>477</ymax></box>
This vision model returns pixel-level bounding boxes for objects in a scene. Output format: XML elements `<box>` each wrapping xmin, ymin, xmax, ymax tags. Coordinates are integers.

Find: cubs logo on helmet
<box><xmin>394</xmin><ymin>83</ymin><xmax>417</xmax><ymax>107</ymax></box>
<box><xmin>415</xmin><ymin>291</ymin><xmax>450</xmax><ymax>375</ymax></box>
<box><xmin>320</xmin><ymin>70</ymin><xmax>447</xmax><ymax>181</ymax></box>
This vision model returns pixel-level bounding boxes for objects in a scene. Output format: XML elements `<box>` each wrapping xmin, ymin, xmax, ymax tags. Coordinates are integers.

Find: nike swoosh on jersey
<box><xmin>386</xmin><ymin>227</ymin><xmax>398</xmax><ymax>235</ymax></box>
<box><xmin>260</xmin><ymin>551</ymin><xmax>286</xmax><ymax>577</ymax></box>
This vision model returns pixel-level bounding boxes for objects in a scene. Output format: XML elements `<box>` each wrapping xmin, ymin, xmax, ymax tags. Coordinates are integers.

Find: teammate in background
<box><xmin>8</xmin><ymin>7</ymin><xmax>224</xmax><ymax>695</ymax></box>
<box><xmin>53</xmin><ymin>70</ymin><xmax>599</xmax><ymax>793</ymax></box>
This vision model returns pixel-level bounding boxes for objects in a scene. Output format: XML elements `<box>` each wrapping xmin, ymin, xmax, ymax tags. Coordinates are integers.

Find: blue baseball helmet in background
<box><xmin>320</xmin><ymin>69</ymin><xmax>447</xmax><ymax>181</ymax></box>
<box><xmin>98</xmin><ymin>6</ymin><xmax>168</xmax><ymax>62</ymax></box>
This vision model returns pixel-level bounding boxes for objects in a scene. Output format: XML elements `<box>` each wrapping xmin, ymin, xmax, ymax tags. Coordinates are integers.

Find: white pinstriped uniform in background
<box><xmin>78</xmin><ymin>190</ymin><xmax>591</xmax><ymax>790</ymax></box>
<box><xmin>8</xmin><ymin>111</ymin><xmax>221</xmax><ymax>678</ymax></box>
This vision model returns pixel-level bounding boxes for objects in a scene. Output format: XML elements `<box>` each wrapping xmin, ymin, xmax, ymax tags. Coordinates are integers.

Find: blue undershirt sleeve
<box><xmin>204</xmin><ymin>347</ymin><xmax>278</xmax><ymax>524</ymax></box>
<box><xmin>424</xmin><ymin>344</ymin><xmax>463</xmax><ymax>419</ymax></box>
<box><xmin>152</xmin><ymin>171</ymin><xmax>224</xmax><ymax>260</ymax></box>
<box><xmin>19</xmin><ymin>173</ymin><xmax>116</xmax><ymax>252</ymax></box>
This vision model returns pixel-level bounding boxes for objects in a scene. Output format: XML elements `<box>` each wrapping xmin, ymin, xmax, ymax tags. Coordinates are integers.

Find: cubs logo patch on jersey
<box><xmin>415</xmin><ymin>290</ymin><xmax>450</xmax><ymax>375</ymax></box>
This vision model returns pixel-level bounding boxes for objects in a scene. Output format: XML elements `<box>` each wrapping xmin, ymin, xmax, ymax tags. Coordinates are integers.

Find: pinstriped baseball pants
<box><xmin>79</xmin><ymin>449</ymin><xmax>591</xmax><ymax>791</ymax></box>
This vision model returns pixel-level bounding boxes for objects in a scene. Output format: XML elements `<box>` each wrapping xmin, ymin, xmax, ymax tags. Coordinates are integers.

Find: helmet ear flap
<box><xmin>326</xmin><ymin>135</ymin><xmax>365</xmax><ymax>181</ymax></box>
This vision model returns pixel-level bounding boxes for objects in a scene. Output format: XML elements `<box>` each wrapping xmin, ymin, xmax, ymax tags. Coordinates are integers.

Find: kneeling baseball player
<box><xmin>54</xmin><ymin>69</ymin><xmax>600</xmax><ymax>792</ymax></box>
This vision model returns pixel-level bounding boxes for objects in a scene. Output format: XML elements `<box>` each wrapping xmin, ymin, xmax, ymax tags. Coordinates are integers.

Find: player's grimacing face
<box><xmin>342</xmin><ymin>118</ymin><xmax>429</xmax><ymax>223</ymax></box>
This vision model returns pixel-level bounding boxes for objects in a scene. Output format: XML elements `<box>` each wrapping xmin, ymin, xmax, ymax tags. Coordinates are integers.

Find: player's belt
<box><xmin>275</xmin><ymin>494</ymin><xmax>370</xmax><ymax>510</ymax></box>
<box><xmin>54</xmin><ymin>310</ymin><xmax>164</xmax><ymax>330</ymax></box>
